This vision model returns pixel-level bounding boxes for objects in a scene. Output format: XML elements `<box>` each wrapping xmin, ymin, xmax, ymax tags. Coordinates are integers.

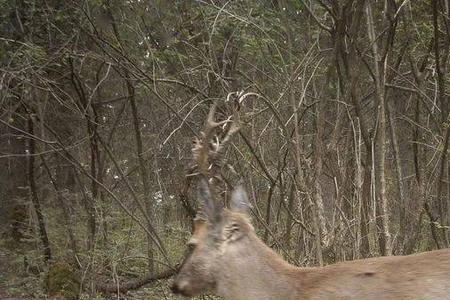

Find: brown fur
<box><xmin>173</xmin><ymin>209</ymin><xmax>450</xmax><ymax>300</ymax></box>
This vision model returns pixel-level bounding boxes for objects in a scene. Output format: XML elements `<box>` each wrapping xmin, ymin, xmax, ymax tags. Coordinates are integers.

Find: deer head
<box><xmin>171</xmin><ymin>179</ymin><xmax>252</xmax><ymax>297</ymax></box>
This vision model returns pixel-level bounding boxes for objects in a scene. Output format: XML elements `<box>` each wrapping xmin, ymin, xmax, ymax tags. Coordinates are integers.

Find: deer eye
<box><xmin>187</xmin><ymin>241</ymin><xmax>197</xmax><ymax>250</ymax></box>
<box><xmin>184</xmin><ymin>244</ymin><xmax>195</xmax><ymax>256</ymax></box>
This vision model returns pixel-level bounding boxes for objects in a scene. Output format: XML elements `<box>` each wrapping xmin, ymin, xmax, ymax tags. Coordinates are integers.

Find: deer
<box><xmin>171</xmin><ymin>97</ymin><xmax>450</xmax><ymax>300</ymax></box>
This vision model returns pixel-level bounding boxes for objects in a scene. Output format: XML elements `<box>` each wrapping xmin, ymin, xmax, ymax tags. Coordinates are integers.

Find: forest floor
<box><xmin>0</xmin><ymin>246</ymin><xmax>34</xmax><ymax>300</ymax></box>
<box><xmin>0</xmin><ymin>243</ymin><xmax>172</xmax><ymax>300</ymax></box>
<box><xmin>0</xmin><ymin>242</ymin><xmax>204</xmax><ymax>300</ymax></box>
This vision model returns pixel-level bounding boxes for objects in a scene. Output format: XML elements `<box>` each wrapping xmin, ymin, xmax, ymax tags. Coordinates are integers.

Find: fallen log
<box><xmin>97</xmin><ymin>266</ymin><xmax>179</xmax><ymax>294</ymax></box>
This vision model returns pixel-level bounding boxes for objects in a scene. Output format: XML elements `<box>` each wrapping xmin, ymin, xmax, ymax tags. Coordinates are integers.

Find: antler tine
<box><xmin>221</xmin><ymin>91</ymin><xmax>259</xmax><ymax>148</ymax></box>
<box><xmin>213</xmin><ymin>101</ymin><xmax>240</xmax><ymax>159</ymax></box>
<box><xmin>195</xmin><ymin>101</ymin><xmax>226</xmax><ymax>175</ymax></box>
<box><xmin>237</xmin><ymin>91</ymin><xmax>259</xmax><ymax>104</ymax></box>
<box><xmin>204</xmin><ymin>101</ymin><xmax>227</xmax><ymax>141</ymax></box>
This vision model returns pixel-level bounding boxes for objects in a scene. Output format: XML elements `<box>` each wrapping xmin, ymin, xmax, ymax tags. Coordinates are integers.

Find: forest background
<box><xmin>1</xmin><ymin>0</ymin><xmax>450</xmax><ymax>299</ymax></box>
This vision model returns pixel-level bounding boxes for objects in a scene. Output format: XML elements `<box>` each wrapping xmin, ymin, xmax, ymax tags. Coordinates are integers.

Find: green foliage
<box><xmin>44</xmin><ymin>263</ymin><xmax>80</xmax><ymax>300</ymax></box>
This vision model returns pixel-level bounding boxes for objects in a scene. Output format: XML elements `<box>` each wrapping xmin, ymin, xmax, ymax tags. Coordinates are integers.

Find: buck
<box><xmin>172</xmin><ymin>99</ymin><xmax>450</xmax><ymax>299</ymax></box>
<box><xmin>172</xmin><ymin>182</ymin><xmax>450</xmax><ymax>299</ymax></box>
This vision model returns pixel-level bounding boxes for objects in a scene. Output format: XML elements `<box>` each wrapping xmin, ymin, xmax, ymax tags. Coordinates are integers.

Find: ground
<box><xmin>0</xmin><ymin>246</ymin><xmax>35</xmax><ymax>300</ymax></box>
<box><xmin>0</xmin><ymin>244</ymin><xmax>211</xmax><ymax>300</ymax></box>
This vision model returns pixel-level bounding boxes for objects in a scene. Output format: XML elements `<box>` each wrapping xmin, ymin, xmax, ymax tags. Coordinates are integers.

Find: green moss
<box><xmin>10</xmin><ymin>204</ymin><xmax>27</xmax><ymax>242</ymax></box>
<box><xmin>44</xmin><ymin>263</ymin><xmax>80</xmax><ymax>300</ymax></box>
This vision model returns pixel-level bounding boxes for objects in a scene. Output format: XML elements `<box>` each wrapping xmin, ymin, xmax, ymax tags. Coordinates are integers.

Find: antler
<box><xmin>191</xmin><ymin>96</ymin><xmax>243</xmax><ymax>178</ymax></box>
<box><xmin>189</xmin><ymin>92</ymin><xmax>257</xmax><ymax>220</ymax></box>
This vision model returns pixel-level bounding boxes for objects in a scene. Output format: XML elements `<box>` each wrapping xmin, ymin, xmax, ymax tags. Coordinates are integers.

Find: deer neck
<box><xmin>216</xmin><ymin>233</ymin><xmax>303</xmax><ymax>300</ymax></box>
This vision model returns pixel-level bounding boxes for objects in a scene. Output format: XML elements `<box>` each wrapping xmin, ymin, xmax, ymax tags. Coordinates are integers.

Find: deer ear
<box><xmin>230</xmin><ymin>184</ymin><xmax>251</xmax><ymax>215</ymax></box>
<box><xmin>198</xmin><ymin>178</ymin><xmax>221</xmax><ymax>222</ymax></box>
<box><xmin>189</xmin><ymin>217</ymin><xmax>207</xmax><ymax>245</ymax></box>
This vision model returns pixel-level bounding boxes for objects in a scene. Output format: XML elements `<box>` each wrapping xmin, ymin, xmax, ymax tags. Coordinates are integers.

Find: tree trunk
<box><xmin>27</xmin><ymin>117</ymin><xmax>52</xmax><ymax>263</ymax></box>
<box><xmin>387</xmin><ymin>99</ymin><xmax>406</xmax><ymax>250</ymax></box>
<box><xmin>366</xmin><ymin>1</ymin><xmax>392</xmax><ymax>256</ymax></box>
<box><xmin>129</xmin><ymin>81</ymin><xmax>155</xmax><ymax>274</ymax></box>
<box><xmin>42</xmin><ymin>157</ymin><xmax>78</xmax><ymax>260</ymax></box>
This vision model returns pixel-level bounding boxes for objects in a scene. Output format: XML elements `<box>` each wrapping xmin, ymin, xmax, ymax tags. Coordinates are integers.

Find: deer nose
<box><xmin>171</xmin><ymin>282</ymin><xmax>180</xmax><ymax>294</ymax></box>
<box><xmin>170</xmin><ymin>282</ymin><xmax>183</xmax><ymax>294</ymax></box>
<box><xmin>171</xmin><ymin>280</ymin><xmax>188</xmax><ymax>295</ymax></box>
